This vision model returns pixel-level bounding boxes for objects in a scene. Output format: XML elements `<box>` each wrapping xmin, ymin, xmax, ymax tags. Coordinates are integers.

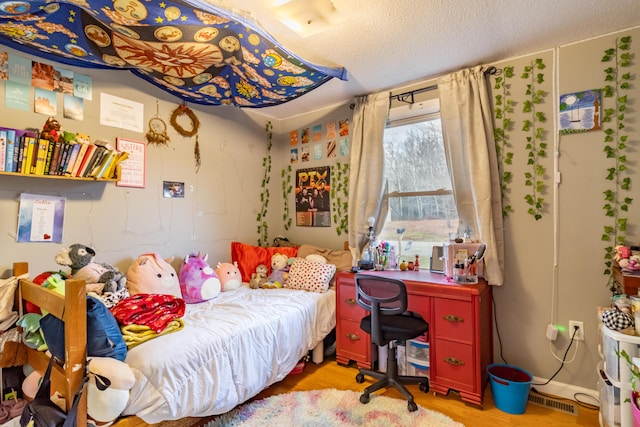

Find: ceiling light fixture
<box><xmin>273</xmin><ymin>0</ymin><xmax>345</xmax><ymax>37</ymax></box>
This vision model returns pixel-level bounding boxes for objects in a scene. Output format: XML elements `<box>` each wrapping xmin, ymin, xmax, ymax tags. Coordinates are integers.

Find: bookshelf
<box><xmin>0</xmin><ymin>170</ymin><xmax>118</xmax><ymax>181</ymax></box>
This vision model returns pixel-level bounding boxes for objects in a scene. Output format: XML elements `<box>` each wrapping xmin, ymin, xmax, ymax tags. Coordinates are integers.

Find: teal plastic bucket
<box><xmin>487</xmin><ymin>364</ymin><xmax>533</xmax><ymax>414</ymax></box>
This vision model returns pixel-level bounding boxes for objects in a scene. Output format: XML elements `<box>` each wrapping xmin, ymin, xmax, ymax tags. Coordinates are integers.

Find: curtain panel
<box><xmin>347</xmin><ymin>92</ymin><xmax>390</xmax><ymax>259</ymax></box>
<box><xmin>438</xmin><ymin>66</ymin><xmax>505</xmax><ymax>286</ymax></box>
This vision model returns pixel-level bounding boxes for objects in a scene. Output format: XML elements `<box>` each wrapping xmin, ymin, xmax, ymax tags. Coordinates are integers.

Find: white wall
<box><xmin>0</xmin><ymin>45</ymin><xmax>271</xmax><ymax>276</ymax></box>
<box><xmin>268</xmin><ymin>26</ymin><xmax>640</xmax><ymax>396</ymax></box>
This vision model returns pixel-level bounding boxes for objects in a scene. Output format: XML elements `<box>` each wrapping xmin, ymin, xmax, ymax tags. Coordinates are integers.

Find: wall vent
<box><xmin>527</xmin><ymin>391</ymin><xmax>579</xmax><ymax>416</ymax></box>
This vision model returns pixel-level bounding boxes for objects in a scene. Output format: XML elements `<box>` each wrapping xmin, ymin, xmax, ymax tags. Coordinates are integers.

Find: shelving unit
<box><xmin>0</xmin><ymin>171</ymin><xmax>116</xmax><ymax>182</ymax></box>
<box><xmin>599</xmin><ymin>324</ymin><xmax>640</xmax><ymax>426</ymax></box>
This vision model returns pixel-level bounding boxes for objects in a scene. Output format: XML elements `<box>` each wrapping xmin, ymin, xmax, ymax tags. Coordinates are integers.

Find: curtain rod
<box><xmin>349</xmin><ymin>66</ymin><xmax>501</xmax><ymax>109</ymax></box>
<box><xmin>389</xmin><ymin>66</ymin><xmax>501</xmax><ymax>105</ymax></box>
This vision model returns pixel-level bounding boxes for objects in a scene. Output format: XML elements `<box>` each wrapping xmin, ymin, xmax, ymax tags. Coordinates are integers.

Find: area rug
<box><xmin>205</xmin><ymin>388</ymin><xmax>464</xmax><ymax>426</ymax></box>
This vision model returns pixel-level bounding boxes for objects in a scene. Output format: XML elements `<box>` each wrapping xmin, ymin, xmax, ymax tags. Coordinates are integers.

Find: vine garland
<box><xmin>601</xmin><ymin>35</ymin><xmax>633</xmax><ymax>286</ymax></box>
<box><xmin>493</xmin><ymin>66</ymin><xmax>515</xmax><ymax>217</ymax></box>
<box><xmin>170</xmin><ymin>104</ymin><xmax>201</xmax><ymax>171</ymax></box>
<box><xmin>281</xmin><ymin>165</ymin><xmax>293</xmax><ymax>231</ymax></box>
<box><xmin>256</xmin><ymin>121</ymin><xmax>273</xmax><ymax>246</ymax></box>
<box><xmin>331</xmin><ymin>162</ymin><xmax>349</xmax><ymax>236</ymax></box>
<box><xmin>521</xmin><ymin>58</ymin><xmax>547</xmax><ymax>221</ymax></box>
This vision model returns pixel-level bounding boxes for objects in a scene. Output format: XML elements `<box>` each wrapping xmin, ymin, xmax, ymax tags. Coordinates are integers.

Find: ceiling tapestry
<box><xmin>0</xmin><ymin>0</ymin><xmax>348</xmax><ymax>107</ymax></box>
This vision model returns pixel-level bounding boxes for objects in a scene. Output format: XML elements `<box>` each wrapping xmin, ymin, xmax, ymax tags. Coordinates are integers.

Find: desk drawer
<box><xmin>336</xmin><ymin>318</ymin><xmax>371</xmax><ymax>364</ymax></box>
<box><xmin>434</xmin><ymin>298</ymin><xmax>473</xmax><ymax>342</ymax></box>
<box><xmin>432</xmin><ymin>339</ymin><xmax>475</xmax><ymax>392</ymax></box>
<box><xmin>339</xmin><ymin>283</ymin><xmax>366</xmax><ymax>320</ymax></box>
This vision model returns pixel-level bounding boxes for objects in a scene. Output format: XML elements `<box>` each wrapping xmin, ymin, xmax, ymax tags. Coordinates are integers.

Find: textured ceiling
<box><xmin>210</xmin><ymin>0</ymin><xmax>640</xmax><ymax>120</ymax></box>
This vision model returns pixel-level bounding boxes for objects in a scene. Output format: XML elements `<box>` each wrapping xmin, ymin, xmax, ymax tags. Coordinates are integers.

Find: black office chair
<box><xmin>354</xmin><ymin>274</ymin><xmax>429</xmax><ymax>412</ymax></box>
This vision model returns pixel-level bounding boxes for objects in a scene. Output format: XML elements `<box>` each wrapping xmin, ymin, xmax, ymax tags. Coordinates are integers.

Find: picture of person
<box><xmin>315</xmin><ymin>180</ymin><xmax>330</xmax><ymax>211</ymax></box>
<box><xmin>296</xmin><ymin>187</ymin><xmax>311</xmax><ymax>212</ymax></box>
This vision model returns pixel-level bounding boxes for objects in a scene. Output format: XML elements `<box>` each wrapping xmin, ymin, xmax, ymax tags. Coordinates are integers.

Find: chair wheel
<box><xmin>419</xmin><ymin>381</ymin><xmax>429</xmax><ymax>392</ymax></box>
<box><xmin>355</xmin><ymin>373</ymin><xmax>365</xmax><ymax>383</ymax></box>
<box><xmin>360</xmin><ymin>393</ymin><xmax>370</xmax><ymax>404</ymax></box>
<box><xmin>408</xmin><ymin>400</ymin><xmax>418</xmax><ymax>412</ymax></box>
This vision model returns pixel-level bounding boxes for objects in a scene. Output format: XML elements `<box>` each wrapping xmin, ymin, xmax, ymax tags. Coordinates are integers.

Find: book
<box><xmin>82</xmin><ymin>145</ymin><xmax>105</xmax><ymax>177</ymax></box>
<box><xmin>76</xmin><ymin>144</ymin><xmax>97</xmax><ymax>177</ymax></box>
<box><xmin>0</xmin><ymin>130</ymin><xmax>6</xmax><ymax>172</ymax></box>
<box><xmin>105</xmin><ymin>151</ymin><xmax>129</xmax><ymax>179</ymax></box>
<box><xmin>48</xmin><ymin>141</ymin><xmax>63</xmax><ymax>175</ymax></box>
<box><xmin>93</xmin><ymin>149</ymin><xmax>117</xmax><ymax>179</ymax></box>
<box><xmin>90</xmin><ymin>147</ymin><xmax>113</xmax><ymax>178</ymax></box>
<box><xmin>34</xmin><ymin>139</ymin><xmax>49</xmax><ymax>175</ymax></box>
<box><xmin>43</xmin><ymin>138</ymin><xmax>56</xmax><ymax>175</ymax></box>
<box><xmin>70</xmin><ymin>142</ymin><xmax>90</xmax><ymax>177</ymax></box>
<box><xmin>14</xmin><ymin>135</ymin><xmax>25</xmax><ymax>173</ymax></box>
<box><xmin>5</xmin><ymin>129</ymin><xmax>16</xmax><ymax>172</ymax></box>
<box><xmin>22</xmin><ymin>137</ymin><xmax>36</xmax><ymax>174</ymax></box>
<box><xmin>56</xmin><ymin>142</ymin><xmax>72</xmax><ymax>175</ymax></box>
<box><xmin>62</xmin><ymin>143</ymin><xmax>81</xmax><ymax>175</ymax></box>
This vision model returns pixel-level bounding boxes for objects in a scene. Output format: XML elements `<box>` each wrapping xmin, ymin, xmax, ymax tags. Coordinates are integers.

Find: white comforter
<box><xmin>121</xmin><ymin>286</ymin><xmax>336</xmax><ymax>423</ymax></box>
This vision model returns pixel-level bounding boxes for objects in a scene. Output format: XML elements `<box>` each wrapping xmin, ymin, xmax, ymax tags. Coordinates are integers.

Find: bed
<box><xmin>13</xmin><ymin>260</ymin><xmax>337</xmax><ymax>426</ymax></box>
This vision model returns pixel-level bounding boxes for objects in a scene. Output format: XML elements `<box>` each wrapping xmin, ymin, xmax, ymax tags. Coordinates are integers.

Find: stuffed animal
<box><xmin>263</xmin><ymin>253</ymin><xmax>290</xmax><ymax>288</ymax></box>
<box><xmin>249</xmin><ymin>264</ymin><xmax>268</xmax><ymax>289</ymax></box>
<box><xmin>126</xmin><ymin>253</ymin><xmax>181</xmax><ymax>298</ymax></box>
<box><xmin>41</xmin><ymin>117</ymin><xmax>61</xmax><ymax>143</ymax></box>
<box><xmin>615</xmin><ymin>245</ymin><xmax>640</xmax><ymax>270</ymax></box>
<box><xmin>215</xmin><ymin>261</ymin><xmax>242</xmax><ymax>291</ymax></box>
<box><xmin>87</xmin><ymin>357</ymin><xmax>136</xmax><ymax>425</ymax></box>
<box><xmin>178</xmin><ymin>252</ymin><xmax>221</xmax><ymax>303</ymax></box>
<box><xmin>55</xmin><ymin>244</ymin><xmax>126</xmax><ymax>294</ymax></box>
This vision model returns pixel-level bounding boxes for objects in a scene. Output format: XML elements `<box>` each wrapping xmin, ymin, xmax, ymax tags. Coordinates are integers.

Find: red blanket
<box><xmin>110</xmin><ymin>294</ymin><xmax>186</xmax><ymax>333</ymax></box>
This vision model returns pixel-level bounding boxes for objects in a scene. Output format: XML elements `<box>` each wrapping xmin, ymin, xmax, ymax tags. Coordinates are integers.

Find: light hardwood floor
<box><xmin>114</xmin><ymin>355</ymin><xmax>600</xmax><ymax>426</ymax></box>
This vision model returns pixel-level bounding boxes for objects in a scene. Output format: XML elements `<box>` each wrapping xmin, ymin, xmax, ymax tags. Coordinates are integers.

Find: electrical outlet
<box><xmin>569</xmin><ymin>320</ymin><xmax>584</xmax><ymax>341</ymax></box>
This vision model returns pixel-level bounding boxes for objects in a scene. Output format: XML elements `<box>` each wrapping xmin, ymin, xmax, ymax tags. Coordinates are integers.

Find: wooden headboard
<box><xmin>13</xmin><ymin>262</ymin><xmax>88</xmax><ymax>426</ymax></box>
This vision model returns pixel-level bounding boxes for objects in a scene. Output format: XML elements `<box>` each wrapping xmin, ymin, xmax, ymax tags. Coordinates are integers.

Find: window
<box><xmin>380</xmin><ymin>98</ymin><xmax>459</xmax><ymax>269</ymax></box>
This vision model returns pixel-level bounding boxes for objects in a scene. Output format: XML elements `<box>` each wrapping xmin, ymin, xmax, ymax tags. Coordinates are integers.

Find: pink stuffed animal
<box><xmin>215</xmin><ymin>262</ymin><xmax>242</xmax><ymax>291</ymax></box>
<box><xmin>178</xmin><ymin>252</ymin><xmax>221</xmax><ymax>303</ymax></box>
<box><xmin>126</xmin><ymin>253</ymin><xmax>181</xmax><ymax>297</ymax></box>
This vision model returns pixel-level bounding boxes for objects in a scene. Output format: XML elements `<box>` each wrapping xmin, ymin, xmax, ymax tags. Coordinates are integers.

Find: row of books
<box><xmin>0</xmin><ymin>127</ymin><xmax>129</xmax><ymax>179</ymax></box>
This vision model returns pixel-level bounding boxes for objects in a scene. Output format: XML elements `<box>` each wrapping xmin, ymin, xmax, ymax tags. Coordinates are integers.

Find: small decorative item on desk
<box><xmin>414</xmin><ymin>255</ymin><xmax>420</xmax><ymax>270</ymax></box>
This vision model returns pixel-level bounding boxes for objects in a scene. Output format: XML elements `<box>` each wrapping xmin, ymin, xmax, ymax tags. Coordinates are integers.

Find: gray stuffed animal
<box><xmin>55</xmin><ymin>243</ymin><xmax>126</xmax><ymax>293</ymax></box>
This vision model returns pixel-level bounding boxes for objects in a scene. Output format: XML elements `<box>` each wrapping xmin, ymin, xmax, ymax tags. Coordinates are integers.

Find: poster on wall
<box><xmin>17</xmin><ymin>193</ymin><xmax>66</xmax><ymax>243</ymax></box>
<box><xmin>295</xmin><ymin>166</ymin><xmax>331</xmax><ymax>227</ymax></box>
<box><xmin>559</xmin><ymin>89</ymin><xmax>601</xmax><ymax>134</ymax></box>
<box><xmin>116</xmin><ymin>137</ymin><xmax>146</xmax><ymax>188</ymax></box>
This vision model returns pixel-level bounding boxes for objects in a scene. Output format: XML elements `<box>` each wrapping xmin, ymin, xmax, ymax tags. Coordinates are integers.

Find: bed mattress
<box><xmin>121</xmin><ymin>286</ymin><xmax>336</xmax><ymax>423</ymax></box>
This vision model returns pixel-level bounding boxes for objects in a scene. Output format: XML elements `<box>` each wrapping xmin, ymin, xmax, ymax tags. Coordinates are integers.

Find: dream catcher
<box><xmin>170</xmin><ymin>104</ymin><xmax>201</xmax><ymax>172</ymax></box>
<box><xmin>145</xmin><ymin>101</ymin><xmax>170</xmax><ymax>146</ymax></box>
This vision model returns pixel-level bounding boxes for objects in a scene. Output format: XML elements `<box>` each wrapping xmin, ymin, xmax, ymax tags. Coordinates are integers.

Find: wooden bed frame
<box><xmin>13</xmin><ymin>262</ymin><xmax>328</xmax><ymax>427</ymax></box>
<box><xmin>14</xmin><ymin>262</ymin><xmax>88</xmax><ymax>426</ymax></box>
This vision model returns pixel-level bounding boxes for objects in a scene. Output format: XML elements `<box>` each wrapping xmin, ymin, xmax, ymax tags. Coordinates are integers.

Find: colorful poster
<box><xmin>312</xmin><ymin>124</ymin><xmax>322</xmax><ymax>142</ymax></box>
<box><xmin>327</xmin><ymin>140</ymin><xmax>337</xmax><ymax>158</ymax></box>
<box><xmin>5</xmin><ymin>80</ymin><xmax>30</xmax><ymax>111</ymax></box>
<box><xmin>559</xmin><ymin>89</ymin><xmax>601</xmax><ymax>134</ymax></box>
<box><xmin>17</xmin><ymin>193</ymin><xmax>66</xmax><ymax>243</ymax></box>
<box><xmin>34</xmin><ymin>88</ymin><xmax>57</xmax><ymax>115</ymax></box>
<box><xmin>0</xmin><ymin>51</ymin><xmax>8</xmax><ymax>80</ymax></box>
<box><xmin>301</xmin><ymin>127</ymin><xmax>310</xmax><ymax>144</ymax></box>
<box><xmin>116</xmin><ymin>137</ymin><xmax>146</xmax><ymax>188</ymax></box>
<box><xmin>290</xmin><ymin>148</ymin><xmax>298</xmax><ymax>164</ymax></box>
<box><xmin>326</xmin><ymin>121</ymin><xmax>337</xmax><ymax>139</ymax></box>
<box><xmin>339</xmin><ymin>138</ymin><xmax>350</xmax><ymax>156</ymax></box>
<box><xmin>339</xmin><ymin>119</ymin><xmax>349</xmax><ymax>136</ymax></box>
<box><xmin>289</xmin><ymin>130</ymin><xmax>298</xmax><ymax>146</ymax></box>
<box><xmin>32</xmin><ymin>61</ymin><xmax>55</xmax><ymax>90</ymax></box>
<box><xmin>295</xmin><ymin>166</ymin><xmax>331</xmax><ymax>227</ymax></box>
<box><xmin>74</xmin><ymin>73</ymin><xmax>93</xmax><ymax>100</ymax></box>
<box><xmin>55</xmin><ymin>68</ymin><xmax>74</xmax><ymax>93</ymax></box>
<box><xmin>8</xmin><ymin>54</ymin><xmax>31</xmax><ymax>85</ymax></box>
<box><xmin>63</xmin><ymin>94</ymin><xmax>83</xmax><ymax>120</ymax></box>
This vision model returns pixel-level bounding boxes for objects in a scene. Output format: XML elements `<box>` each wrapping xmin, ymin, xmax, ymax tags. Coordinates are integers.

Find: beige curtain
<box><xmin>438</xmin><ymin>66</ymin><xmax>505</xmax><ymax>286</ymax></box>
<box><xmin>347</xmin><ymin>92</ymin><xmax>390</xmax><ymax>260</ymax></box>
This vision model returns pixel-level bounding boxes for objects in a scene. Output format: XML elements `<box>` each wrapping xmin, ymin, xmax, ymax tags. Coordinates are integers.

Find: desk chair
<box><xmin>354</xmin><ymin>274</ymin><xmax>430</xmax><ymax>412</ymax></box>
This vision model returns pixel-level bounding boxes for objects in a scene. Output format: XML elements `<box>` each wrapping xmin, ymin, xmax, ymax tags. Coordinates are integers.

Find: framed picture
<box><xmin>116</xmin><ymin>137</ymin><xmax>146</xmax><ymax>188</ymax></box>
<box><xmin>163</xmin><ymin>181</ymin><xmax>184</xmax><ymax>198</ymax></box>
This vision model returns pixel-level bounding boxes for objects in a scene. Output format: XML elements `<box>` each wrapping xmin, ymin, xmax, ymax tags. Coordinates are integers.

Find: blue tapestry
<box><xmin>0</xmin><ymin>0</ymin><xmax>347</xmax><ymax>107</ymax></box>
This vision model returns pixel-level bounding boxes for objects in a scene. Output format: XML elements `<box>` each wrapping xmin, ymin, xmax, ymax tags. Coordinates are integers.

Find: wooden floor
<box><xmin>114</xmin><ymin>355</ymin><xmax>600</xmax><ymax>427</ymax></box>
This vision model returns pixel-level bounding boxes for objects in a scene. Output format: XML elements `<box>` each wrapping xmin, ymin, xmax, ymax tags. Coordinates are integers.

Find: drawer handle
<box><xmin>443</xmin><ymin>314</ymin><xmax>464</xmax><ymax>323</ymax></box>
<box><xmin>346</xmin><ymin>333</ymin><xmax>361</xmax><ymax>341</ymax></box>
<box><xmin>444</xmin><ymin>357</ymin><xmax>465</xmax><ymax>366</ymax></box>
<box><xmin>346</xmin><ymin>298</ymin><xmax>357</xmax><ymax>305</ymax></box>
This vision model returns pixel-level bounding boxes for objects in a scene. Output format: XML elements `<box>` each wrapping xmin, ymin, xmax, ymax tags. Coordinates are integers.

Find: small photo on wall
<box><xmin>339</xmin><ymin>138</ymin><xmax>350</xmax><ymax>156</ymax></box>
<box><xmin>559</xmin><ymin>89</ymin><xmax>601</xmax><ymax>134</ymax></box>
<box><xmin>326</xmin><ymin>121</ymin><xmax>337</xmax><ymax>139</ymax></box>
<box><xmin>312</xmin><ymin>124</ymin><xmax>322</xmax><ymax>142</ymax></box>
<box><xmin>34</xmin><ymin>88</ymin><xmax>56</xmax><ymax>116</ymax></box>
<box><xmin>163</xmin><ymin>181</ymin><xmax>184</xmax><ymax>198</ymax></box>
<box><xmin>301</xmin><ymin>127</ymin><xmax>310</xmax><ymax>144</ymax></box>
<box><xmin>313</xmin><ymin>143</ymin><xmax>322</xmax><ymax>160</ymax></box>
<box><xmin>327</xmin><ymin>140</ymin><xmax>337</xmax><ymax>158</ymax></box>
<box><xmin>289</xmin><ymin>130</ymin><xmax>298</xmax><ymax>146</ymax></box>
<box><xmin>290</xmin><ymin>148</ymin><xmax>299</xmax><ymax>164</ymax></box>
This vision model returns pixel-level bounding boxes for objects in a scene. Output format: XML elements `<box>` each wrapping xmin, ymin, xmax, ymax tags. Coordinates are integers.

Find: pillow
<box><xmin>285</xmin><ymin>258</ymin><xmax>336</xmax><ymax>293</ymax></box>
<box><xmin>231</xmin><ymin>242</ymin><xmax>298</xmax><ymax>283</ymax></box>
<box><xmin>297</xmin><ymin>244</ymin><xmax>353</xmax><ymax>272</ymax></box>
